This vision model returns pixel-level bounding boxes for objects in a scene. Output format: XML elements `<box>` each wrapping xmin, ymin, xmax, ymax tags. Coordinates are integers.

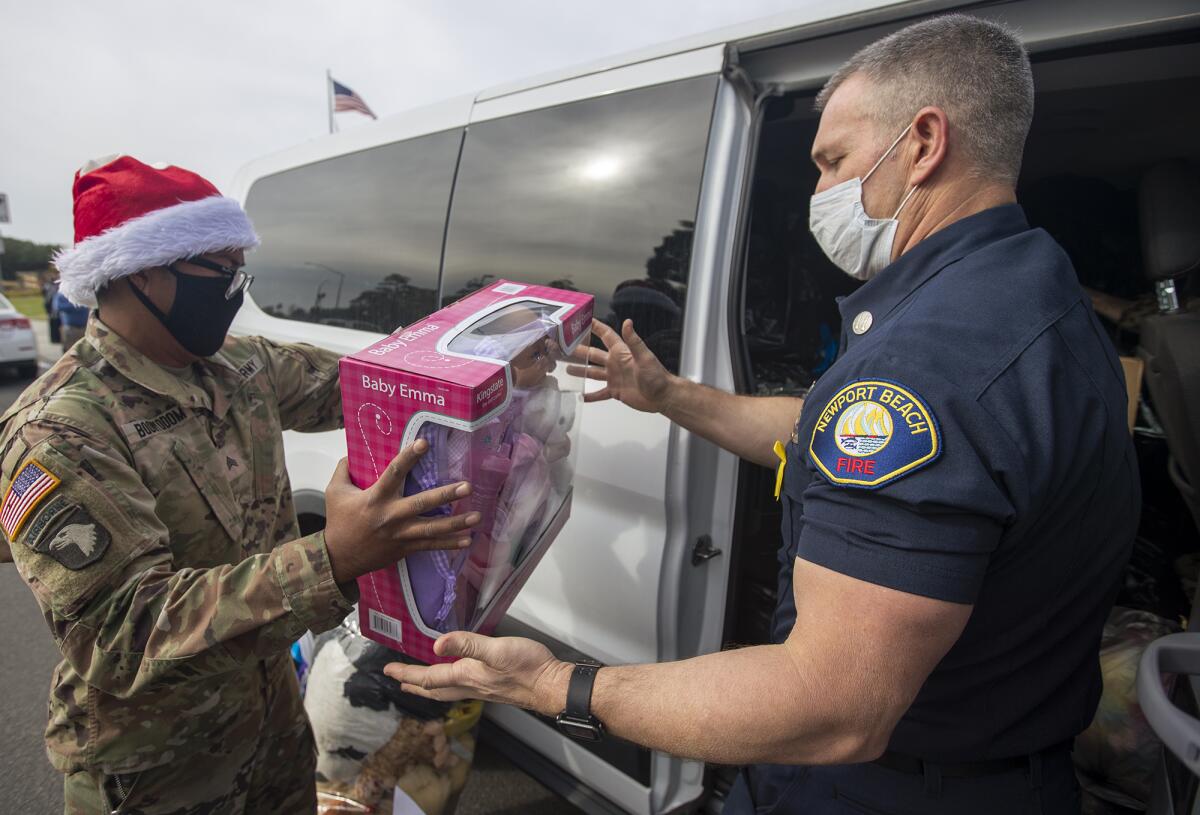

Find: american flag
<box><xmin>332</xmin><ymin>79</ymin><xmax>377</xmax><ymax>120</ymax></box>
<box><xmin>1</xmin><ymin>460</ymin><xmax>60</xmax><ymax>539</ymax></box>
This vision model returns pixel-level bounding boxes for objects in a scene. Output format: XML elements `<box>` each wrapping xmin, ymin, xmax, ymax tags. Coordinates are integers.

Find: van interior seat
<box><xmin>1137</xmin><ymin>161</ymin><xmax>1200</xmax><ymax>532</ymax></box>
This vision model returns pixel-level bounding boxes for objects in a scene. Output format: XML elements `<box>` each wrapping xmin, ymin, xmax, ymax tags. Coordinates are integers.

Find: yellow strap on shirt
<box><xmin>773</xmin><ymin>440</ymin><xmax>787</xmax><ymax>501</ymax></box>
<box><xmin>444</xmin><ymin>699</ymin><xmax>484</xmax><ymax>738</ymax></box>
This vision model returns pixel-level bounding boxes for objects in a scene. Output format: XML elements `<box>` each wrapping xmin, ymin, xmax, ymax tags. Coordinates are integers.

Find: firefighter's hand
<box><xmin>384</xmin><ymin>632</ymin><xmax>571</xmax><ymax>717</ymax></box>
<box><xmin>568</xmin><ymin>318</ymin><xmax>676</xmax><ymax>413</ymax></box>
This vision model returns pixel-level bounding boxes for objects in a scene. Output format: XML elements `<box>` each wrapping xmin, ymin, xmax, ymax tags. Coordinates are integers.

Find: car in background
<box><xmin>0</xmin><ymin>293</ymin><xmax>38</xmax><ymax>379</ymax></box>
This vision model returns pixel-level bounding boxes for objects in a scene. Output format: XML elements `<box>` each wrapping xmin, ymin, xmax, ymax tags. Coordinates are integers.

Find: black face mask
<box><xmin>129</xmin><ymin>268</ymin><xmax>244</xmax><ymax>357</ymax></box>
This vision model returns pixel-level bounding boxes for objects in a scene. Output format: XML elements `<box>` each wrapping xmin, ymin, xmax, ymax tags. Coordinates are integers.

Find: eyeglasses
<box><xmin>174</xmin><ymin>256</ymin><xmax>255</xmax><ymax>300</ymax></box>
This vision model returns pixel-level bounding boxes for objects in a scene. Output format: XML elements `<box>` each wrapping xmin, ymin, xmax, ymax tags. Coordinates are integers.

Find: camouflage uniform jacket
<box><xmin>0</xmin><ymin>317</ymin><xmax>355</xmax><ymax>775</ymax></box>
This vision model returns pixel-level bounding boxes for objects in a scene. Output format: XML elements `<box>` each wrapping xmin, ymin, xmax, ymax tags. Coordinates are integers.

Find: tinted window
<box><xmin>244</xmin><ymin>130</ymin><xmax>461</xmax><ymax>334</ymax></box>
<box><xmin>440</xmin><ymin>76</ymin><xmax>718</xmax><ymax>372</ymax></box>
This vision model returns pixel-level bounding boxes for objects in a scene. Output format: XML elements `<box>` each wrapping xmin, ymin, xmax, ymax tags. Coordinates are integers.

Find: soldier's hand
<box><xmin>323</xmin><ymin>439</ymin><xmax>480</xmax><ymax>584</ymax></box>
<box><xmin>567</xmin><ymin>318</ymin><xmax>676</xmax><ymax>413</ymax></box>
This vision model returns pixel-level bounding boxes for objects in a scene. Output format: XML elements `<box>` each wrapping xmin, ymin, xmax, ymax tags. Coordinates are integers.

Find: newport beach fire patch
<box><xmin>809</xmin><ymin>380</ymin><xmax>940</xmax><ymax>489</ymax></box>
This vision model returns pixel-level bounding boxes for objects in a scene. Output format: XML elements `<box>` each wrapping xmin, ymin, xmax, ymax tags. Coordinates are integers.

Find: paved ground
<box><xmin>0</xmin><ymin>455</ymin><xmax>65</xmax><ymax>813</ymax></box>
<box><xmin>0</xmin><ymin>322</ymin><xmax>581</xmax><ymax>813</ymax></box>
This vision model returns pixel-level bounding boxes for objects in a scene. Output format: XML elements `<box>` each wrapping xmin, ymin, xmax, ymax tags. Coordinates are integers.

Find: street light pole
<box><xmin>304</xmin><ymin>262</ymin><xmax>346</xmax><ymax>311</ymax></box>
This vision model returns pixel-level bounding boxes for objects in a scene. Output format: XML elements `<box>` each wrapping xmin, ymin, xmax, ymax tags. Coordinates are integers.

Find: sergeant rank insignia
<box><xmin>809</xmin><ymin>379</ymin><xmax>940</xmax><ymax>489</ymax></box>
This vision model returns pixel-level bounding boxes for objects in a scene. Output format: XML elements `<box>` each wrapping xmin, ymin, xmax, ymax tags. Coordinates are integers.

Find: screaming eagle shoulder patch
<box><xmin>809</xmin><ymin>379</ymin><xmax>941</xmax><ymax>489</ymax></box>
<box><xmin>31</xmin><ymin>506</ymin><xmax>112</xmax><ymax>571</ymax></box>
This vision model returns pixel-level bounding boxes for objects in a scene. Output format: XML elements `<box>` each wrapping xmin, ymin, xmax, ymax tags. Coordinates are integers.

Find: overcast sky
<box><xmin>0</xmin><ymin>0</ymin><xmax>810</xmax><ymax>246</ymax></box>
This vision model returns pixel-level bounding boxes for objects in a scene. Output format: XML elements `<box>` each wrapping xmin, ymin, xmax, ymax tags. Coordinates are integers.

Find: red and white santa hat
<box><xmin>54</xmin><ymin>155</ymin><xmax>260</xmax><ymax>307</ymax></box>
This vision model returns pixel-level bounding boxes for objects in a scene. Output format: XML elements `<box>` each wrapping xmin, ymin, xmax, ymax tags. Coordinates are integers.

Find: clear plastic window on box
<box><xmin>399</xmin><ymin>301</ymin><xmax>584</xmax><ymax>634</ymax></box>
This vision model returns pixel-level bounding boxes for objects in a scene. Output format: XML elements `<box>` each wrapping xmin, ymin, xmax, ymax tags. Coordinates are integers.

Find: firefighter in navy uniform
<box><xmin>381</xmin><ymin>15</ymin><xmax>1137</xmax><ymax>815</ymax></box>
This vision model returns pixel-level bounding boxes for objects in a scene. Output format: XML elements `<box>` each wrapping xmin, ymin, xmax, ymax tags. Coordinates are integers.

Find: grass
<box><xmin>6</xmin><ymin>294</ymin><xmax>47</xmax><ymax>320</ymax></box>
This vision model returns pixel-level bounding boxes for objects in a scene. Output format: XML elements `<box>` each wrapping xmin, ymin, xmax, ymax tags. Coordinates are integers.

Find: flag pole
<box><xmin>326</xmin><ymin>69</ymin><xmax>335</xmax><ymax>135</ymax></box>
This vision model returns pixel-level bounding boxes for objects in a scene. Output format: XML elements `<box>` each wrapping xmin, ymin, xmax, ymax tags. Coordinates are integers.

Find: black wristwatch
<box><xmin>555</xmin><ymin>661</ymin><xmax>605</xmax><ymax>742</ymax></box>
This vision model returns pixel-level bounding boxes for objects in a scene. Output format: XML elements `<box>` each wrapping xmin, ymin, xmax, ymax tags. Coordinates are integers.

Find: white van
<box><xmin>229</xmin><ymin>1</ymin><xmax>1200</xmax><ymax>811</ymax></box>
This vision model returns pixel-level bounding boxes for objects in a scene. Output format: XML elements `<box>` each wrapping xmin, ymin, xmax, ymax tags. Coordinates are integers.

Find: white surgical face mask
<box><xmin>809</xmin><ymin>125</ymin><xmax>919</xmax><ymax>281</ymax></box>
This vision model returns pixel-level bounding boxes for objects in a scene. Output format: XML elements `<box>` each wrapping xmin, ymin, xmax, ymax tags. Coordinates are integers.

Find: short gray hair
<box><xmin>816</xmin><ymin>14</ymin><xmax>1034</xmax><ymax>184</ymax></box>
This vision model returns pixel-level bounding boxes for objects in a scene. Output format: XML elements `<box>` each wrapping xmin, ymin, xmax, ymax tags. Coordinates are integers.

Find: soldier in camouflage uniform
<box><xmin>0</xmin><ymin>156</ymin><xmax>478</xmax><ymax>814</ymax></box>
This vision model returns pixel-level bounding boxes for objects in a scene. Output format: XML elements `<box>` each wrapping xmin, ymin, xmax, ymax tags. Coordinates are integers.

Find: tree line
<box><xmin>1</xmin><ymin>236</ymin><xmax>60</xmax><ymax>280</ymax></box>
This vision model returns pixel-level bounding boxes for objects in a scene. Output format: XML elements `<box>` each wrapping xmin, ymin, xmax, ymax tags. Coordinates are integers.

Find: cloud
<box><xmin>0</xmin><ymin>0</ymin><xmax>803</xmax><ymax>245</ymax></box>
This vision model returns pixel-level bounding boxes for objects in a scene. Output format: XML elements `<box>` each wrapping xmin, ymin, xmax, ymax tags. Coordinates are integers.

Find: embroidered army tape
<box><xmin>809</xmin><ymin>379</ymin><xmax>940</xmax><ymax>488</ymax></box>
<box><xmin>234</xmin><ymin>354</ymin><xmax>264</xmax><ymax>380</ymax></box>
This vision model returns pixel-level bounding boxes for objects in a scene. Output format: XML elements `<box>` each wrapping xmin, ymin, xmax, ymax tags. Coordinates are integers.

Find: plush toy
<box><xmin>307</xmin><ymin>628</ymin><xmax>478</xmax><ymax>815</ymax></box>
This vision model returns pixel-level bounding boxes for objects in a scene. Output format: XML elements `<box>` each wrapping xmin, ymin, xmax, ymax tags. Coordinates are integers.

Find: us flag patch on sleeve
<box><xmin>1</xmin><ymin>460</ymin><xmax>61</xmax><ymax>539</ymax></box>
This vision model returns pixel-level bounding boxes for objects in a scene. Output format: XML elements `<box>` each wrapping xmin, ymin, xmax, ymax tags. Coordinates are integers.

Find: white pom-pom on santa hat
<box><xmin>53</xmin><ymin>155</ymin><xmax>259</xmax><ymax>307</ymax></box>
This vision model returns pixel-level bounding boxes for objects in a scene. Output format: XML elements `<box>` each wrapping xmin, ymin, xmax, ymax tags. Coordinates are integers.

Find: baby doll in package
<box><xmin>339</xmin><ymin>280</ymin><xmax>593</xmax><ymax>662</ymax></box>
<box><xmin>403</xmin><ymin>304</ymin><xmax>576</xmax><ymax>633</ymax></box>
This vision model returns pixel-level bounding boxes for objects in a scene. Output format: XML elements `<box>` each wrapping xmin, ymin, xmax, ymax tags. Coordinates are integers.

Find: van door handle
<box><xmin>692</xmin><ymin>535</ymin><xmax>722</xmax><ymax>567</ymax></box>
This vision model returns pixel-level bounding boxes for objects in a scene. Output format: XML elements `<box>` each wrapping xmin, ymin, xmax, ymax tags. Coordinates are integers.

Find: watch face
<box><xmin>556</xmin><ymin>714</ymin><xmax>604</xmax><ymax>742</ymax></box>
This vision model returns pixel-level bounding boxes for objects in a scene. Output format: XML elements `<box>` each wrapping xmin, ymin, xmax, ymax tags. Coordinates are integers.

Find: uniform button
<box><xmin>852</xmin><ymin>311</ymin><xmax>873</xmax><ymax>335</ymax></box>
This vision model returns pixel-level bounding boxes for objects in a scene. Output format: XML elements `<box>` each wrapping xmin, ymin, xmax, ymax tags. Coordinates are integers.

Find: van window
<box><xmin>243</xmin><ymin>129</ymin><xmax>461</xmax><ymax>334</ymax></box>
<box><xmin>440</xmin><ymin>75</ymin><xmax>719</xmax><ymax>373</ymax></box>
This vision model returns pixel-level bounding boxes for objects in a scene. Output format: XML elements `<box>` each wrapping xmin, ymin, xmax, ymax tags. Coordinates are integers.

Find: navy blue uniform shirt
<box><xmin>773</xmin><ymin>204</ymin><xmax>1139</xmax><ymax>762</ymax></box>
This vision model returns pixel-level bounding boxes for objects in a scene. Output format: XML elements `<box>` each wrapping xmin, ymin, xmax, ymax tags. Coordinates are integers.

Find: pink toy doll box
<box><xmin>340</xmin><ymin>280</ymin><xmax>593</xmax><ymax>663</ymax></box>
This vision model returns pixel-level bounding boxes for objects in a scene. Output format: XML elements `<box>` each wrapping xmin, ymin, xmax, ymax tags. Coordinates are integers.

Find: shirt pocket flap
<box><xmin>171</xmin><ymin>437</ymin><xmax>243</xmax><ymax>544</ymax></box>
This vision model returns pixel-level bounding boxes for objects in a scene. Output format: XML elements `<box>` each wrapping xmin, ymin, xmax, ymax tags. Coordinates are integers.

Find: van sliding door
<box><xmin>439</xmin><ymin>67</ymin><xmax>748</xmax><ymax>813</ymax></box>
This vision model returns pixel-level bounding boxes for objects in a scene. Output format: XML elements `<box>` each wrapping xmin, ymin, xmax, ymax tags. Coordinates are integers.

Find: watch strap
<box><xmin>565</xmin><ymin>662</ymin><xmax>601</xmax><ymax>720</ymax></box>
